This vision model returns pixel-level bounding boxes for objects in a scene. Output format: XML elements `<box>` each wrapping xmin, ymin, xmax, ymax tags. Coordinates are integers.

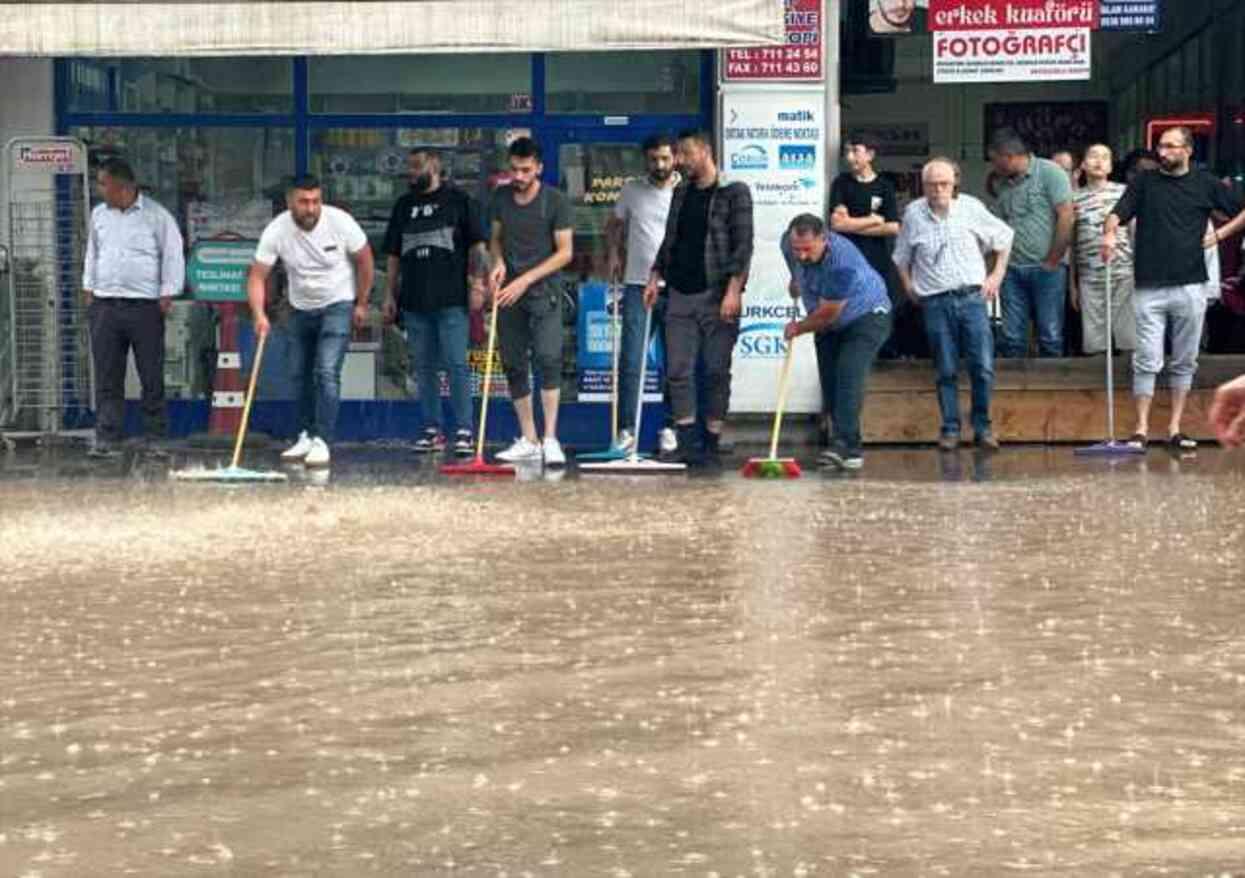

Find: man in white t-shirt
<box><xmin>247</xmin><ymin>175</ymin><xmax>375</xmax><ymax>467</ymax></box>
<box><xmin>605</xmin><ymin>133</ymin><xmax>680</xmax><ymax>455</ymax></box>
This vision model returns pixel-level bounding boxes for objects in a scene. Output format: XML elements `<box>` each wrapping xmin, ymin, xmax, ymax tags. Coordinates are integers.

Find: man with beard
<box><xmin>605</xmin><ymin>133</ymin><xmax>680</xmax><ymax>456</ymax></box>
<box><xmin>247</xmin><ymin>175</ymin><xmax>375</xmax><ymax>468</ymax></box>
<box><xmin>487</xmin><ymin>137</ymin><xmax>574</xmax><ymax>466</ymax></box>
<box><xmin>382</xmin><ymin>148</ymin><xmax>488</xmax><ymax>456</ymax></box>
<box><xmin>645</xmin><ymin>129</ymin><xmax>754</xmax><ymax>467</ymax></box>
<box><xmin>869</xmin><ymin>0</ymin><xmax>924</xmax><ymax>34</ymax></box>
<box><xmin>1103</xmin><ymin>126</ymin><xmax>1245</xmax><ymax>450</ymax></box>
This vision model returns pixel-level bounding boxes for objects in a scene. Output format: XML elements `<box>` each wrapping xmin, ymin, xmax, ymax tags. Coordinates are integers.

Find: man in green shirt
<box><xmin>989</xmin><ymin>128</ymin><xmax>1074</xmax><ymax>358</ymax></box>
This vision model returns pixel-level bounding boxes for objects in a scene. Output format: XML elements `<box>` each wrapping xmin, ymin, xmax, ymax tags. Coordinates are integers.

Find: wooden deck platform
<box><xmin>733</xmin><ymin>355</ymin><xmax>1245</xmax><ymax>446</ymax></box>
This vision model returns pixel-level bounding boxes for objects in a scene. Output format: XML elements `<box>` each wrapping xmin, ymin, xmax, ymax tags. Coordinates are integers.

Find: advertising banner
<box><xmin>928</xmin><ymin>0</ymin><xmax>1097</xmax><ymax>30</ymax></box>
<box><xmin>933</xmin><ymin>27</ymin><xmax>1090</xmax><ymax>83</ymax></box>
<box><xmin>722</xmin><ymin>0</ymin><xmax>824</xmax><ymax>82</ymax></box>
<box><xmin>929</xmin><ymin>0</ymin><xmax>1093</xmax><ymax>83</ymax></box>
<box><xmin>575</xmin><ymin>281</ymin><xmax>662</xmax><ymax>403</ymax></box>
<box><xmin>720</xmin><ymin>87</ymin><xmax>825</xmax><ymax>413</ymax></box>
<box><xmin>1098</xmin><ymin>0</ymin><xmax>1161</xmax><ymax>32</ymax></box>
<box><xmin>187</xmin><ymin>240</ymin><xmax>255</xmax><ymax>302</ymax></box>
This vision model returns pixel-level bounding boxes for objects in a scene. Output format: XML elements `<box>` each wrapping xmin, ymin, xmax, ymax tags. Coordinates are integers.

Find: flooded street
<box><xmin>2</xmin><ymin>447</ymin><xmax>1245</xmax><ymax>876</ymax></box>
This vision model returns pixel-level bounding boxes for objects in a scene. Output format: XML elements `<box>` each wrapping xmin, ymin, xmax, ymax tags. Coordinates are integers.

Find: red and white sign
<box><xmin>930</xmin><ymin>1</ymin><xmax>1093</xmax><ymax>83</ymax></box>
<box><xmin>928</xmin><ymin>0</ymin><xmax>1098</xmax><ymax>31</ymax></box>
<box><xmin>722</xmin><ymin>0</ymin><xmax>823</xmax><ymax>82</ymax></box>
<box><xmin>933</xmin><ymin>27</ymin><xmax>1090</xmax><ymax>82</ymax></box>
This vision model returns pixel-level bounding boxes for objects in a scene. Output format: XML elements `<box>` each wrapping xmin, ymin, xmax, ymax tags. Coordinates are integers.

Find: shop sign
<box><xmin>933</xmin><ymin>26</ymin><xmax>1091</xmax><ymax>83</ymax></box>
<box><xmin>1098</xmin><ymin>0</ymin><xmax>1161</xmax><ymax>32</ymax></box>
<box><xmin>928</xmin><ymin>0</ymin><xmax>1097</xmax><ymax>31</ymax></box>
<box><xmin>722</xmin><ymin>0</ymin><xmax>823</xmax><ymax>82</ymax></box>
<box><xmin>187</xmin><ymin>239</ymin><xmax>256</xmax><ymax>302</ymax></box>
<box><xmin>720</xmin><ymin>88</ymin><xmax>825</xmax><ymax>413</ymax></box>
<box><xmin>575</xmin><ymin>281</ymin><xmax>661</xmax><ymax>402</ymax></box>
<box><xmin>581</xmin><ymin>174</ymin><xmax>638</xmax><ymax>206</ymax></box>
<box><xmin>14</xmin><ymin>142</ymin><xmax>84</xmax><ymax>174</ymax></box>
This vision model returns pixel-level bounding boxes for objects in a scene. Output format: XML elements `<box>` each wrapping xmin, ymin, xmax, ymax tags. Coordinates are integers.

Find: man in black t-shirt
<box><xmin>1104</xmin><ymin>126</ymin><xmax>1245</xmax><ymax>450</ymax></box>
<box><xmin>831</xmin><ymin>135</ymin><xmax>919</xmax><ymax>364</ymax></box>
<box><xmin>382</xmin><ymin>149</ymin><xmax>488</xmax><ymax>456</ymax></box>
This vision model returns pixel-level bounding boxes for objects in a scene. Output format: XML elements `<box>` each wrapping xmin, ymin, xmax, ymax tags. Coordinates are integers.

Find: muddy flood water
<box><xmin>2</xmin><ymin>446</ymin><xmax>1244</xmax><ymax>876</ymax></box>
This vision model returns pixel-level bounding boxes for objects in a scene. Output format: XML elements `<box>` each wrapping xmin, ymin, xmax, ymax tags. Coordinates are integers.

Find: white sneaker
<box><xmin>659</xmin><ymin>427</ymin><xmax>678</xmax><ymax>454</ymax></box>
<box><xmin>496</xmin><ymin>436</ymin><xmax>542</xmax><ymax>462</ymax></box>
<box><xmin>616</xmin><ymin>429</ymin><xmax>635</xmax><ymax>452</ymax></box>
<box><xmin>542</xmin><ymin>437</ymin><xmax>566</xmax><ymax>467</ymax></box>
<box><xmin>281</xmin><ymin>431</ymin><xmax>313</xmax><ymax>461</ymax></box>
<box><xmin>304</xmin><ymin>437</ymin><xmax>331</xmax><ymax>468</ymax></box>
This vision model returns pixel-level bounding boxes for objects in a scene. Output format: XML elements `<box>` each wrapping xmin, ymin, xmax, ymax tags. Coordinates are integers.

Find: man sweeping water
<box><xmin>247</xmin><ymin>175</ymin><xmax>375</xmax><ymax>468</ymax></box>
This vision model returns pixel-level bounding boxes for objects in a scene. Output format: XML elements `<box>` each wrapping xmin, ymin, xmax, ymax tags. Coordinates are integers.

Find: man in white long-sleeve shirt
<box><xmin>81</xmin><ymin>157</ymin><xmax>185</xmax><ymax>457</ymax></box>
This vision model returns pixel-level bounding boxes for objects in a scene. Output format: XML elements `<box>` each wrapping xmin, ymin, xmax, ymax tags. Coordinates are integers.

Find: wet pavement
<box><xmin>2</xmin><ymin>443</ymin><xmax>1245</xmax><ymax>876</ymax></box>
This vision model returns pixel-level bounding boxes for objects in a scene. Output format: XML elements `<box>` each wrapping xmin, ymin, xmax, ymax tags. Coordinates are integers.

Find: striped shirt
<box><xmin>82</xmin><ymin>194</ymin><xmax>185</xmax><ymax>299</ymax></box>
<box><xmin>892</xmin><ymin>195</ymin><xmax>1013</xmax><ymax>298</ymax></box>
<box><xmin>1072</xmin><ymin>182</ymin><xmax>1133</xmax><ymax>274</ymax></box>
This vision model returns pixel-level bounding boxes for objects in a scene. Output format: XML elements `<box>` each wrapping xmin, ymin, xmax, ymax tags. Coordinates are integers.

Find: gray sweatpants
<box><xmin>1132</xmin><ymin>283</ymin><xmax>1206</xmax><ymax>397</ymax></box>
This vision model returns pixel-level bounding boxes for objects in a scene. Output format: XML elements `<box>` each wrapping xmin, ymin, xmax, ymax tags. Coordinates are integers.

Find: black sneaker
<box><xmin>452</xmin><ymin>429</ymin><xmax>474</xmax><ymax>456</ymax></box>
<box><xmin>413</xmin><ymin>427</ymin><xmax>446</xmax><ymax>453</ymax></box>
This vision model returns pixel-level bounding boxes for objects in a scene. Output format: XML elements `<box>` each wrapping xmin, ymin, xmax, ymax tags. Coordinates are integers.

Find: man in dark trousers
<box><xmin>831</xmin><ymin>134</ymin><xmax>916</xmax><ymax>364</ymax></box>
<box><xmin>1103</xmin><ymin>125</ymin><xmax>1245</xmax><ymax>450</ymax></box>
<box><xmin>81</xmin><ymin>157</ymin><xmax>185</xmax><ymax>457</ymax></box>
<box><xmin>382</xmin><ymin>148</ymin><xmax>488</xmax><ymax>456</ymax></box>
<box><xmin>645</xmin><ymin>129</ymin><xmax>754</xmax><ymax>467</ymax></box>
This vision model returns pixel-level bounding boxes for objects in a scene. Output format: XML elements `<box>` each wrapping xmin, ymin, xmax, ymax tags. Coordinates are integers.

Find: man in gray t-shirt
<box><xmin>487</xmin><ymin>137</ymin><xmax>575</xmax><ymax>466</ymax></box>
<box><xmin>605</xmin><ymin>133</ymin><xmax>680</xmax><ymax>454</ymax></box>
<box><xmin>989</xmin><ymin>128</ymin><xmax>1074</xmax><ymax>357</ymax></box>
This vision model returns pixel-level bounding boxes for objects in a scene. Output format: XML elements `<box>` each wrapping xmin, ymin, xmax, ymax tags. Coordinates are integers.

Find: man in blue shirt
<box><xmin>782</xmin><ymin>214</ymin><xmax>892</xmax><ymax>470</ymax></box>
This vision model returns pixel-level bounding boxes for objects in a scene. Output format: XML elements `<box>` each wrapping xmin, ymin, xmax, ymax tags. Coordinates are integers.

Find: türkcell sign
<box><xmin>933</xmin><ymin>27</ymin><xmax>1090</xmax><ymax>82</ymax></box>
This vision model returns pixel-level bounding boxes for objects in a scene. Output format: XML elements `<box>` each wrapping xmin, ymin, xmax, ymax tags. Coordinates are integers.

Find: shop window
<box><xmin>546</xmin><ymin>51</ymin><xmax>700</xmax><ymax>114</ymax></box>
<box><xmin>70</xmin><ymin>125</ymin><xmax>295</xmax><ymax>400</ymax></box>
<box><xmin>308</xmin><ymin>55</ymin><xmax>532</xmax><ymax>114</ymax></box>
<box><xmin>65</xmin><ymin>58</ymin><xmax>293</xmax><ymax>114</ymax></box>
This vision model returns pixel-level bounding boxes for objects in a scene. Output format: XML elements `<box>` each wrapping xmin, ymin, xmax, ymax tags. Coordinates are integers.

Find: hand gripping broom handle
<box><xmin>474</xmin><ymin>294</ymin><xmax>502</xmax><ymax>460</ymax></box>
<box><xmin>769</xmin><ymin>331</ymin><xmax>797</xmax><ymax>461</ymax></box>
<box><xmin>231</xmin><ymin>330</ymin><xmax>267</xmax><ymax>470</ymax></box>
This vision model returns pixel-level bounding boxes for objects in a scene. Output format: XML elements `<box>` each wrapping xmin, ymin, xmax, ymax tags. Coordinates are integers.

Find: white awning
<box><xmin>0</xmin><ymin>1</ymin><xmax>786</xmax><ymax>56</ymax></box>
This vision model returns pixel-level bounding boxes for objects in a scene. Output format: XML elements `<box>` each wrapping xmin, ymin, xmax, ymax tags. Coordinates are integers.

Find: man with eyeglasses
<box><xmin>1103</xmin><ymin>126</ymin><xmax>1245</xmax><ymax>451</ymax></box>
<box><xmin>893</xmin><ymin>158</ymin><xmax>1014</xmax><ymax>452</ymax></box>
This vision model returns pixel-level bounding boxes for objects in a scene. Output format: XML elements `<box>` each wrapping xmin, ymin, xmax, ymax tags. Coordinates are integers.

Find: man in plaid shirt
<box><xmin>645</xmin><ymin>130</ymin><xmax>754</xmax><ymax>466</ymax></box>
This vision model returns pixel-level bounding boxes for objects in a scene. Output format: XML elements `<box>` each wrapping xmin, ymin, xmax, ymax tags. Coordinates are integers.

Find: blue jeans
<box><xmin>999</xmin><ymin>264</ymin><xmax>1066</xmax><ymax>358</ymax></box>
<box><xmin>814</xmin><ymin>311</ymin><xmax>892</xmax><ymax>456</ymax></box>
<box><xmin>617</xmin><ymin>284</ymin><xmax>668</xmax><ymax>431</ymax></box>
<box><xmin>923</xmin><ymin>287</ymin><xmax>994</xmax><ymax>438</ymax></box>
<box><xmin>405</xmin><ymin>307</ymin><xmax>472</xmax><ymax>434</ymax></box>
<box><xmin>288</xmin><ymin>301</ymin><xmax>352</xmax><ymax>442</ymax></box>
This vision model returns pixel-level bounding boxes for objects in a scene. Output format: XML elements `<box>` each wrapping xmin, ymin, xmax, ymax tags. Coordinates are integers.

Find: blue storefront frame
<box><xmin>54</xmin><ymin>52</ymin><xmax>714</xmax><ymax>447</ymax></box>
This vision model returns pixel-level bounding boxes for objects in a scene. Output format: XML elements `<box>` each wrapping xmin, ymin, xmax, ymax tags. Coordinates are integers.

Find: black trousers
<box><xmin>89</xmin><ymin>297</ymin><xmax>167</xmax><ymax>442</ymax></box>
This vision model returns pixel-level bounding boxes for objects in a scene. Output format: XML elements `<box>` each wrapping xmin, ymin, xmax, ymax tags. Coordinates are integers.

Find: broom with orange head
<box><xmin>740</xmin><ymin>322</ymin><xmax>802</xmax><ymax>479</ymax></box>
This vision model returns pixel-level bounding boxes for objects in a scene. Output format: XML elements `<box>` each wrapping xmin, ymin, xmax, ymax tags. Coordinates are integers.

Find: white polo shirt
<box><xmin>254</xmin><ymin>205</ymin><xmax>369</xmax><ymax>311</ymax></box>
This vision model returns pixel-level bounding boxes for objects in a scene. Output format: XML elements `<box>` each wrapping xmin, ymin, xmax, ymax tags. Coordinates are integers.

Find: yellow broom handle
<box><xmin>475</xmin><ymin>295</ymin><xmax>501</xmax><ymax>459</ymax></box>
<box><xmin>769</xmin><ymin>336</ymin><xmax>796</xmax><ymax>460</ymax></box>
<box><xmin>230</xmin><ymin>330</ymin><xmax>267</xmax><ymax>470</ymax></box>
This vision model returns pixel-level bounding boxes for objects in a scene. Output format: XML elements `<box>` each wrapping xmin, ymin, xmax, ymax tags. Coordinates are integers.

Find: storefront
<box><xmin>54</xmin><ymin>52</ymin><xmax>713</xmax><ymax>436</ymax></box>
